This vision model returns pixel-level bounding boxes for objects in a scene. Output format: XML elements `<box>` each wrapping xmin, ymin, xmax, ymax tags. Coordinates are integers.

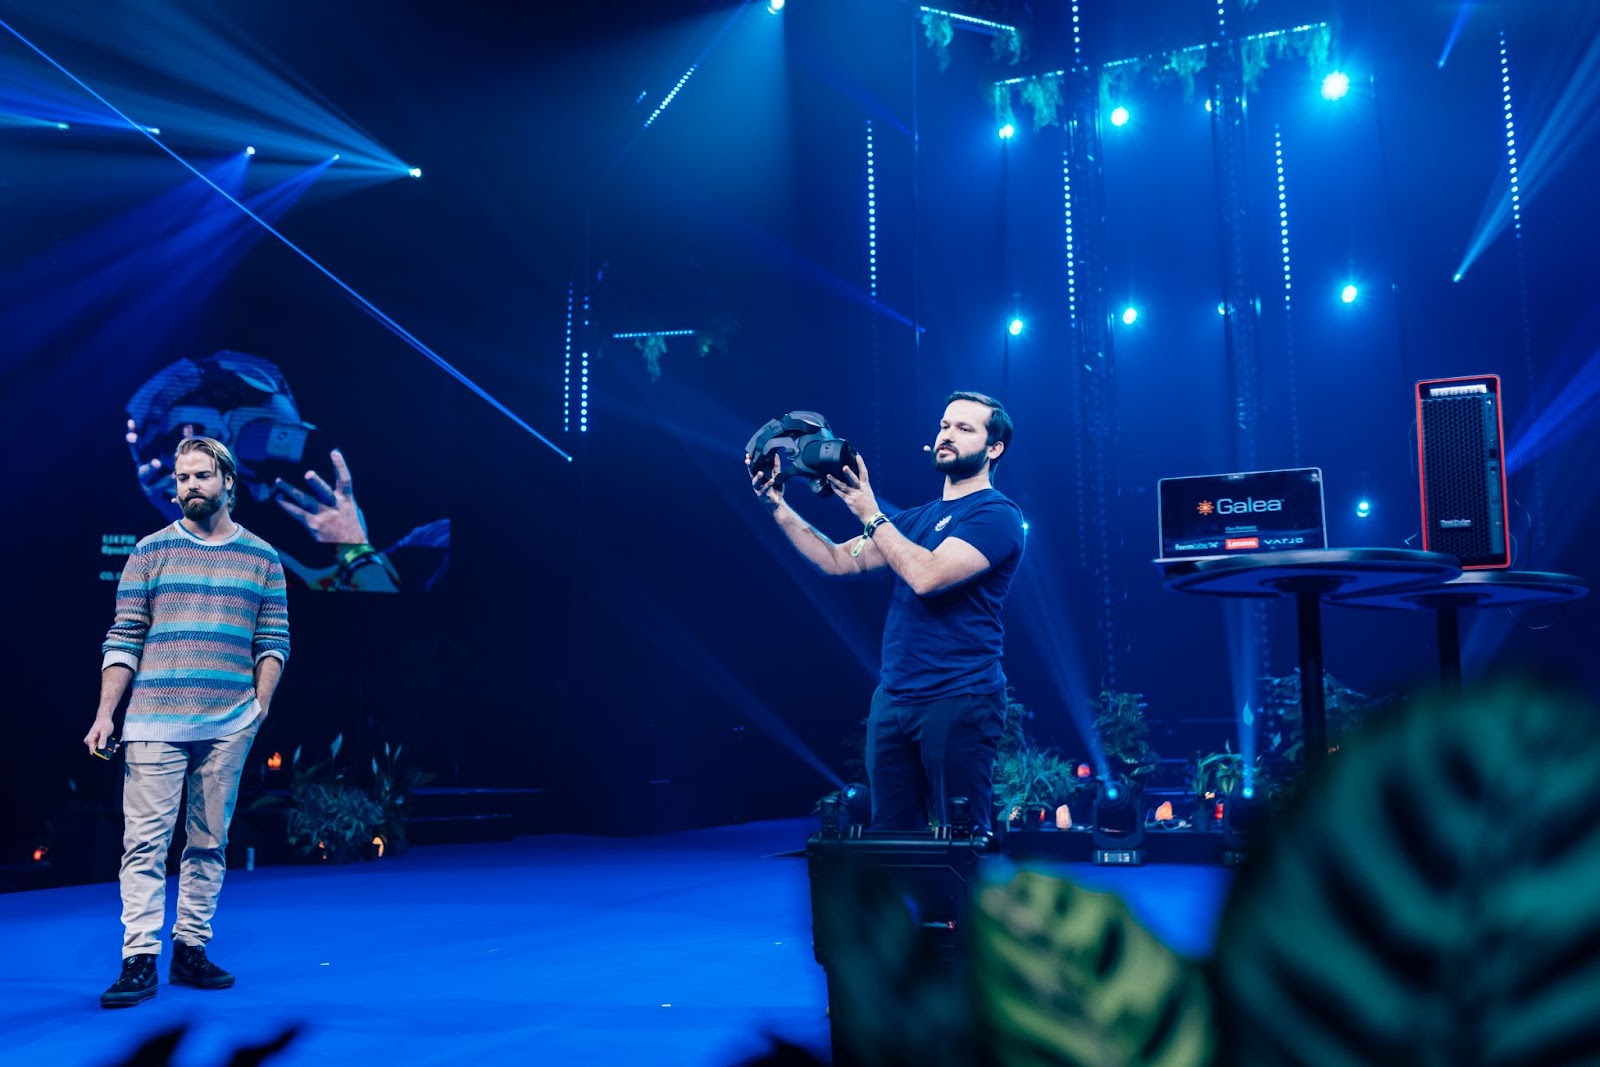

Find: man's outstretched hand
<box><xmin>827</xmin><ymin>453</ymin><xmax>881</xmax><ymax>524</ymax></box>
<box><xmin>747</xmin><ymin>452</ymin><xmax>786</xmax><ymax>511</ymax></box>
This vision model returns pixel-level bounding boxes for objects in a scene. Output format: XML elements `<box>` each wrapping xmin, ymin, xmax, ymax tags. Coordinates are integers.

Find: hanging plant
<box><xmin>636</xmin><ymin>335</ymin><xmax>669</xmax><ymax>381</ymax></box>
<box><xmin>1241</xmin><ymin>37</ymin><xmax>1271</xmax><ymax>92</ymax></box>
<box><xmin>1242</xmin><ymin>23</ymin><xmax>1334</xmax><ymax>94</ymax></box>
<box><xmin>1019</xmin><ymin>74</ymin><xmax>1063</xmax><ymax>130</ymax></box>
<box><xmin>992</xmin><ymin>82</ymin><xmax>1017</xmax><ymax>134</ymax></box>
<box><xmin>1098</xmin><ymin>60</ymin><xmax>1142</xmax><ymax>124</ymax></box>
<box><xmin>921</xmin><ymin>10</ymin><xmax>955</xmax><ymax>72</ymax></box>
<box><xmin>991</xmin><ymin>26</ymin><xmax>1023</xmax><ymax>67</ymax></box>
<box><xmin>695</xmin><ymin>315</ymin><xmax>739</xmax><ymax>359</ymax></box>
<box><xmin>1157</xmin><ymin>47</ymin><xmax>1209</xmax><ymax>104</ymax></box>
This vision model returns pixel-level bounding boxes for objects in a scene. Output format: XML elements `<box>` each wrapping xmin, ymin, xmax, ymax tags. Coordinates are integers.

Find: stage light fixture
<box><xmin>998</xmin><ymin>122</ymin><xmax>1015</xmax><ymax>139</ymax></box>
<box><xmin>1356</xmin><ymin>499</ymin><xmax>1371</xmax><ymax>518</ymax></box>
<box><xmin>1008</xmin><ymin>317</ymin><xmax>1024</xmax><ymax>336</ymax></box>
<box><xmin>1121</xmin><ymin>306</ymin><xmax>1138</xmax><ymax>325</ymax></box>
<box><xmin>408</xmin><ymin>166</ymin><xmax>422</xmax><ymax>178</ymax></box>
<box><xmin>1092</xmin><ymin>781</ymin><xmax>1144</xmax><ymax>864</ymax></box>
<box><xmin>818</xmin><ymin>794</ymin><xmax>841</xmax><ymax>836</ymax></box>
<box><xmin>332</xmin><ymin>153</ymin><xmax>341</xmax><ymax>161</ymax></box>
<box><xmin>841</xmin><ymin>782</ymin><xmax>870</xmax><ymax>826</ymax></box>
<box><xmin>245</xmin><ymin>145</ymin><xmax>256</xmax><ymax>156</ymax></box>
<box><xmin>57</xmin><ymin>121</ymin><xmax>70</xmax><ymax>130</ymax></box>
<box><xmin>1222</xmin><ymin>782</ymin><xmax>1269</xmax><ymax>865</ymax></box>
<box><xmin>1109</xmin><ymin>106</ymin><xmax>1130</xmax><ymax>127</ymax></box>
<box><xmin>767</xmin><ymin>0</ymin><xmax>784</xmax><ymax>12</ymax></box>
<box><xmin>1341</xmin><ymin>284</ymin><xmax>1359</xmax><ymax>304</ymax></box>
<box><xmin>1321</xmin><ymin>71</ymin><xmax>1350</xmax><ymax>101</ymax></box>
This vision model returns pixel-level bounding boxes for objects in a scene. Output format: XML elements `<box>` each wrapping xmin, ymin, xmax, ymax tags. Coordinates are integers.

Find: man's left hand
<box><xmin>827</xmin><ymin>453</ymin><xmax>881</xmax><ymax>523</ymax></box>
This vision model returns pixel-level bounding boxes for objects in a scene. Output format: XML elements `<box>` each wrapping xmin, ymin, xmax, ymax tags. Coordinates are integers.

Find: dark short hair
<box><xmin>946</xmin><ymin>391</ymin><xmax>1013</xmax><ymax>466</ymax></box>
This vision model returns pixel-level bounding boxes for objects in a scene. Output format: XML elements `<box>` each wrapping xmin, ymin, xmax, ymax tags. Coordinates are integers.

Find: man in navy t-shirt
<box><xmin>748</xmin><ymin>392</ymin><xmax>1025</xmax><ymax>833</ymax></box>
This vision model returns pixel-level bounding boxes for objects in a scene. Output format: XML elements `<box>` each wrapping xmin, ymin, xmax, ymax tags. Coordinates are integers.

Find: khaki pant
<box><xmin>119</xmin><ymin>718</ymin><xmax>260</xmax><ymax>958</ymax></box>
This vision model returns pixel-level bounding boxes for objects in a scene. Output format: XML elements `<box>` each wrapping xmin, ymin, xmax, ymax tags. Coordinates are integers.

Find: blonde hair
<box><xmin>174</xmin><ymin>436</ymin><xmax>238</xmax><ymax>509</ymax></box>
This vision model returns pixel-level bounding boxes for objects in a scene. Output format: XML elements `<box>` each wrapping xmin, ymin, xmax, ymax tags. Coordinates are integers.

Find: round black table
<box><xmin>1158</xmin><ymin>549</ymin><xmax>1461</xmax><ymax>768</ymax></box>
<box><xmin>1334</xmin><ymin>570</ymin><xmax>1588</xmax><ymax>687</ymax></box>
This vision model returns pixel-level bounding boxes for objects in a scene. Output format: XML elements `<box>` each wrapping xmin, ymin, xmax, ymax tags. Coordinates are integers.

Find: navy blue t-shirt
<box><xmin>878</xmin><ymin>488</ymin><xmax>1026</xmax><ymax>702</ymax></box>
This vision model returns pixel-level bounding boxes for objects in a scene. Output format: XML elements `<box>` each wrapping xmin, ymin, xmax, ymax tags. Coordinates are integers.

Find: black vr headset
<box><xmin>745</xmin><ymin>411</ymin><xmax>859</xmax><ymax>498</ymax></box>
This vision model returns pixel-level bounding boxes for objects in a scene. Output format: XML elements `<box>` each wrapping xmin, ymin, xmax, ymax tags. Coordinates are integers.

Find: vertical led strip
<box><xmin>866</xmin><ymin>119</ymin><xmax>878</xmax><ymax>302</ymax></box>
<box><xmin>580</xmin><ymin>290</ymin><xmax>591</xmax><ymax>433</ymax></box>
<box><xmin>1275</xmin><ymin>127</ymin><xmax>1292</xmax><ymax>305</ymax></box>
<box><xmin>1276</xmin><ymin>125</ymin><xmax>1301</xmax><ymax>462</ymax></box>
<box><xmin>1216</xmin><ymin>0</ymin><xmax>1227</xmax><ymax>38</ymax></box>
<box><xmin>1499</xmin><ymin>30</ymin><xmax>1522</xmax><ymax>237</ymax></box>
<box><xmin>562</xmin><ymin>282</ymin><xmax>574</xmax><ymax>433</ymax></box>
<box><xmin>1069</xmin><ymin>0</ymin><xmax>1082</xmax><ymax>68</ymax></box>
<box><xmin>1063</xmin><ymin>153</ymin><xmax>1077</xmax><ymax>327</ymax></box>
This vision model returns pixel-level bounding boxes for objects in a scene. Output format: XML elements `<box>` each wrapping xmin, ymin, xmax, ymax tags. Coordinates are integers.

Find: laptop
<box><xmin>1157</xmin><ymin>467</ymin><xmax>1328</xmax><ymax>562</ymax></box>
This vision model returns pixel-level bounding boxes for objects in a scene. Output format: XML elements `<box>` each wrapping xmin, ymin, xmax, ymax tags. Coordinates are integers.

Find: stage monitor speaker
<box><xmin>1416</xmin><ymin>374</ymin><xmax>1510</xmax><ymax>569</ymax></box>
<box><xmin>806</xmin><ymin>828</ymin><xmax>992</xmax><ymax>1066</ymax></box>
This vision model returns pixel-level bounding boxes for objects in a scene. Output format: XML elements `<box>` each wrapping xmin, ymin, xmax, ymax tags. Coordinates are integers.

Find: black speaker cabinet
<box><xmin>806</xmin><ymin>829</ymin><xmax>992</xmax><ymax>1065</ymax></box>
<box><xmin>1416</xmin><ymin>374</ymin><xmax>1511</xmax><ymax>569</ymax></box>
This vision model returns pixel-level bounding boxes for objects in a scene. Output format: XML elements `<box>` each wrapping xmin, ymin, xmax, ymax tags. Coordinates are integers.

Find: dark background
<box><xmin>2</xmin><ymin>0</ymin><xmax>1596</xmax><ymax>862</ymax></box>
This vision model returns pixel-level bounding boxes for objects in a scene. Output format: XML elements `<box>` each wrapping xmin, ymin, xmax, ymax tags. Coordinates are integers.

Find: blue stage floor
<box><xmin>0</xmin><ymin>819</ymin><xmax>1230</xmax><ymax>1066</ymax></box>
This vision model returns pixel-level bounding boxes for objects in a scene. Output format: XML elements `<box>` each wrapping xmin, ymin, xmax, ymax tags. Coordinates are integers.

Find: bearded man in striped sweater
<box><xmin>84</xmin><ymin>436</ymin><xmax>290</xmax><ymax>1008</ymax></box>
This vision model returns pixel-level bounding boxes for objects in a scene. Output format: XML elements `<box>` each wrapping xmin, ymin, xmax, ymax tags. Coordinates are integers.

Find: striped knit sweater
<box><xmin>103</xmin><ymin>521</ymin><xmax>291</xmax><ymax>742</ymax></box>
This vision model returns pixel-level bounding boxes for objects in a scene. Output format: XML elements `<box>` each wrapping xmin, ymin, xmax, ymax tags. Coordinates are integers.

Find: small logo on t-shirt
<box><xmin>935</xmin><ymin>514</ymin><xmax>953</xmax><ymax>531</ymax></box>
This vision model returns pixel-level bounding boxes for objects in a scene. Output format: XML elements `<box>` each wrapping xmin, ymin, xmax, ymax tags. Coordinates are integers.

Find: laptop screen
<box><xmin>1157</xmin><ymin>467</ymin><xmax>1327</xmax><ymax>560</ymax></box>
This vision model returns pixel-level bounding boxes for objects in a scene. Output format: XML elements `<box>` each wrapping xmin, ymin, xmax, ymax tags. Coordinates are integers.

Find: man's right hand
<box><xmin>84</xmin><ymin>714</ymin><xmax>116</xmax><ymax>755</ymax></box>
<box><xmin>746</xmin><ymin>452</ymin><xmax>785</xmax><ymax>511</ymax></box>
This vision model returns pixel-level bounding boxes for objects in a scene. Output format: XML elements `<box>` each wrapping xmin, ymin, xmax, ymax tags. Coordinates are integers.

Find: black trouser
<box><xmin>865</xmin><ymin>686</ymin><xmax>1005</xmax><ymax>833</ymax></box>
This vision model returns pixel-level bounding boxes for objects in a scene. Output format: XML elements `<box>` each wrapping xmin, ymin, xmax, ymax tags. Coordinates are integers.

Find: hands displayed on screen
<box><xmin>274</xmin><ymin>449</ymin><xmax>369</xmax><ymax>545</ymax></box>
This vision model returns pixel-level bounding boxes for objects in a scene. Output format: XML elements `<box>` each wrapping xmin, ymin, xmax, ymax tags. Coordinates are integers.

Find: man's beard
<box><xmin>182</xmin><ymin>494</ymin><xmax>222</xmax><ymax>520</ymax></box>
<box><xmin>932</xmin><ymin>447</ymin><xmax>987</xmax><ymax>480</ymax></box>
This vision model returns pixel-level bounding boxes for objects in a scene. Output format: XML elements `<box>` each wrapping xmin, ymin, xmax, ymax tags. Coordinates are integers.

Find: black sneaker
<box><xmin>169</xmin><ymin>942</ymin><xmax>235</xmax><ymax>989</ymax></box>
<box><xmin>100</xmin><ymin>953</ymin><xmax>159</xmax><ymax>1008</ymax></box>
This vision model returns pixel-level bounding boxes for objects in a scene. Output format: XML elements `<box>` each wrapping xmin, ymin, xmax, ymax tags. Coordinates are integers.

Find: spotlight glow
<box><xmin>408</xmin><ymin>166</ymin><xmax>422</xmax><ymax>178</ymax></box>
<box><xmin>1121</xmin><ymin>306</ymin><xmax>1138</xmax><ymax>325</ymax></box>
<box><xmin>245</xmin><ymin>145</ymin><xmax>256</xmax><ymax>156</ymax></box>
<box><xmin>1321</xmin><ymin>71</ymin><xmax>1351</xmax><ymax>101</ymax></box>
<box><xmin>998</xmin><ymin>122</ymin><xmax>1015</xmax><ymax>139</ymax></box>
<box><xmin>1008</xmin><ymin>317</ymin><xmax>1024</xmax><ymax>336</ymax></box>
<box><xmin>1356</xmin><ymin>500</ymin><xmax>1372</xmax><ymax>518</ymax></box>
<box><xmin>1109</xmin><ymin>106</ymin><xmax>1130</xmax><ymax>127</ymax></box>
<box><xmin>1340</xmin><ymin>284</ymin><xmax>1359</xmax><ymax>304</ymax></box>
<box><xmin>767</xmin><ymin>0</ymin><xmax>785</xmax><ymax>11</ymax></box>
